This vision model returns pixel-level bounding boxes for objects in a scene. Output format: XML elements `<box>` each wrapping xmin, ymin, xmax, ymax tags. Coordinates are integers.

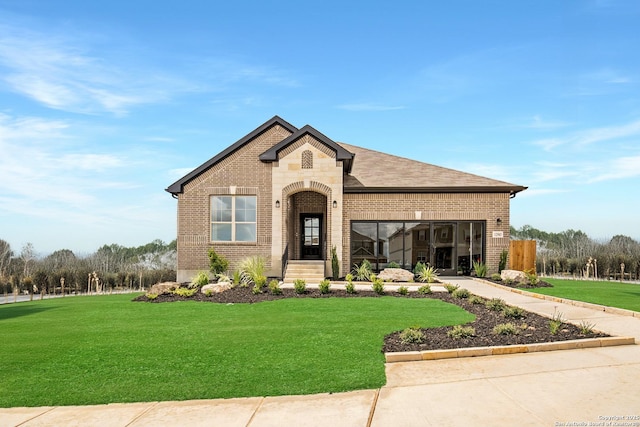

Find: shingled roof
<box><xmin>339</xmin><ymin>142</ymin><xmax>526</xmax><ymax>196</ymax></box>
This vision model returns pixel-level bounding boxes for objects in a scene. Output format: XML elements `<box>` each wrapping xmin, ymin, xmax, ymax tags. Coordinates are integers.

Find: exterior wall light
<box><xmin>275</xmin><ymin>200</ymin><xmax>280</xmax><ymax>208</ymax></box>
<box><xmin>333</xmin><ymin>200</ymin><xmax>337</xmax><ymax>209</ymax></box>
<box><xmin>496</xmin><ymin>218</ymin><xmax>502</xmax><ymax>224</ymax></box>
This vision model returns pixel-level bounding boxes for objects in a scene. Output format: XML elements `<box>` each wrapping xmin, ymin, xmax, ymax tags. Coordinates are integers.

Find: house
<box><xmin>166</xmin><ymin>116</ymin><xmax>526</xmax><ymax>282</ymax></box>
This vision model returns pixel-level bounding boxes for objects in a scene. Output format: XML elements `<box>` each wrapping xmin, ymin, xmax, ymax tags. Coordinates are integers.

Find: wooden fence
<box><xmin>509</xmin><ymin>240</ymin><xmax>536</xmax><ymax>272</ymax></box>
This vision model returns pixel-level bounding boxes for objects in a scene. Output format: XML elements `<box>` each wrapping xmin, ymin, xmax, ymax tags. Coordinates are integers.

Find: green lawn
<box><xmin>0</xmin><ymin>294</ymin><xmax>473</xmax><ymax>407</ymax></box>
<box><xmin>527</xmin><ymin>278</ymin><xmax>640</xmax><ymax>312</ymax></box>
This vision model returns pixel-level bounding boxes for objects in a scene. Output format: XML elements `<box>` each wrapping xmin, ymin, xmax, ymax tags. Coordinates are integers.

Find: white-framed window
<box><xmin>211</xmin><ymin>195</ymin><xmax>257</xmax><ymax>242</ymax></box>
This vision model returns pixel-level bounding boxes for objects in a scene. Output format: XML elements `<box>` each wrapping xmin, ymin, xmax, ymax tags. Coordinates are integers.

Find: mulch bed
<box><xmin>133</xmin><ymin>285</ymin><xmax>609</xmax><ymax>353</ymax></box>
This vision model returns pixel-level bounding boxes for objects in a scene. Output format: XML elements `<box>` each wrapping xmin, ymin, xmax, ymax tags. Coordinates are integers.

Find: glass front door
<box><xmin>432</xmin><ymin>222</ymin><xmax>456</xmax><ymax>274</ymax></box>
<box><xmin>301</xmin><ymin>214</ymin><xmax>322</xmax><ymax>260</ymax></box>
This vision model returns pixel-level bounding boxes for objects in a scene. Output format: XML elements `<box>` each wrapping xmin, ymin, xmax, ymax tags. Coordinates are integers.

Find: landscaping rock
<box><xmin>201</xmin><ymin>282</ymin><xmax>232</xmax><ymax>294</ymax></box>
<box><xmin>500</xmin><ymin>269</ymin><xmax>528</xmax><ymax>283</ymax></box>
<box><xmin>149</xmin><ymin>282</ymin><xmax>180</xmax><ymax>295</ymax></box>
<box><xmin>378</xmin><ymin>268</ymin><xmax>414</xmax><ymax>282</ymax></box>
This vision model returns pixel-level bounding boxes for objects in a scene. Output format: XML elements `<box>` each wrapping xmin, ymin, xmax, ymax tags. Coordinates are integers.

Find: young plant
<box><xmin>415</xmin><ymin>263</ymin><xmax>439</xmax><ymax>283</ymax></box>
<box><xmin>190</xmin><ymin>271</ymin><xmax>209</xmax><ymax>289</ymax></box>
<box><xmin>472</xmin><ymin>261</ymin><xmax>487</xmax><ymax>278</ymax></box>
<box><xmin>499</xmin><ymin>249</ymin><xmax>508</xmax><ymax>273</ymax></box>
<box><xmin>491</xmin><ymin>273</ymin><xmax>502</xmax><ymax>281</ymax></box>
<box><xmin>294</xmin><ymin>278</ymin><xmax>306</xmax><ymax>294</ymax></box>
<box><xmin>145</xmin><ymin>292</ymin><xmax>158</xmax><ymax>300</ymax></box>
<box><xmin>208</xmin><ymin>247</ymin><xmax>229</xmax><ymax>275</ymax></box>
<box><xmin>451</xmin><ymin>288</ymin><xmax>470</xmax><ymax>299</ymax></box>
<box><xmin>319</xmin><ymin>279</ymin><xmax>331</xmax><ymax>294</ymax></box>
<box><xmin>468</xmin><ymin>295</ymin><xmax>485</xmax><ymax>305</ymax></box>
<box><xmin>268</xmin><ymin>279</ymin><xmax>282</xmax><ymax>295</ymax></box>
<box><xmin>344</xmin><ymin>273</ymin><xmax>356</xmax><ymax>294</ymax></box>
<box><xmin>400</xmin><ymin>327</ymin><xmax>425</xmax><ymax>344</ymax></box>
<box><xmin>443</xmin><ymin>283</ymin><xmax>459</xmax><ymax>293</ymax></box>
<box><xmin>397</xmin><ymin>285</ymin><xmax>409</xmax><ymax>295</ymax></box>
<box><xmin>371</xmin><ymin>278</ymin><xmax>385</xmax><ymax>295</ymax></box>
<box><xmin>387</xmin><ymin>261</ymin><xmax>400</xmax><ymax>268</ymax></box>
<box><xmin>173</xmin><ymin>287</ymin><xmax>198</xmax><ymax>297</ymax></box>
<box><xmin>232</xmin><ymin>270</ymin><xmax>242</xmax><ymax>286</ymax></box>
<box><xmin>493</xmin><ymin>323</ymin><xmax>519</xmax><ymax>335</ymax></box>
<box><xmin>579</xmin><ymin>320</ymin><xmax>596</xmax><ymax>335</ymax></box>
<box><xmin>239</xmin><ymin>256</ymin><xmax>267</xmax><ymax>287</ymax></box>
<box><xmin>252</xmin><ymin>284</ymin><xmax>262</xmax><ymax>295</ymax></box>
<box><xmin>351</xmin><ymin>260</ymin><xmax>372</xmax><ymax>281</ymax></box>
<box><xmin>485</xmin><ymin>298</ymin><xmax>506</xmax><ymax>311</ymax></box>
<box><xmin>417</xmin><ymin>284</ymin><xmax>432</xmax><ymax>295</ymax></box>
<box><xmin>549</xmin><ymin>310</ymin><xmax>565</xmax><ymax>335</ymax></box>
<box><xmin>524</xmin><ymin>269</ymin><xmax>539</xmax><ymax>286</ymax></box>
<box><xmin>447</xmin><ymin>325</ymin><xmax>476</xmax><ymax>339</ymax></box>
<box><xmin>331</xmin><ymin>246</ymin><xmax>340</xmax><ymax>280</ymax></box>
<box><xmin>502</xmin><ymin>306</ymin><xmax>525</xmax><ymax>319</ymax></box>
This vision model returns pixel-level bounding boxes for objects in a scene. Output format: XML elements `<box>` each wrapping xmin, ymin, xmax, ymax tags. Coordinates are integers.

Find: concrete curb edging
<box><xmin>474</xmin><ymin>278</ymin><xmax>640</xmax><ymax>318</ymax></box>
<box><xmin>385</xmin><ymin>336</ymin><xmax>636</xmax><ymax>363</ymax></box>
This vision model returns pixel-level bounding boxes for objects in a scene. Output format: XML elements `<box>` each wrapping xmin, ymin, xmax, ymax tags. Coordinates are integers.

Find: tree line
<box><xmin>0</xmin><ymin>239</ymin><xmax>177</xmax><ymax>301</ymax></box>
<box><xmin>511</xmin><ymin>225</ymin><xmax>640</xmax><ymax>280</ymax></box>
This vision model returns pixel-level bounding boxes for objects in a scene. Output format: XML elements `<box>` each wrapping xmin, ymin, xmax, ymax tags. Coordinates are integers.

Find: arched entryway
<box><xmin>287</xmin><ymin>191</ymin><xmax>328</xmax><ymax>260</ymax></box>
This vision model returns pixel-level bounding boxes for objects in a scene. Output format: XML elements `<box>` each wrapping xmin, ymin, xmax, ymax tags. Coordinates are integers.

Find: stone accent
<box><xmin>378</xmin><ymin>268</ymin><xmax>414</xmax><ymax>282</ymax></box>
<box><xmin>201</xmin><ymin>282</ymin><xmax>232</xmax><ymax>294</ymax></box>
<box><xmin>501</xmin><ymin>269</ymin><xmax>528</xmax><ymax>282</ymax></box>
<box><xmin>149</xmin><ymin>282</ymin><xmax>180</xmax><ymax>295</ymax></box>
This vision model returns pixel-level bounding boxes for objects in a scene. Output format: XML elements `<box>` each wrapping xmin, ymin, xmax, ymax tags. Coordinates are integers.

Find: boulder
<box><xmin>149</xmin><ymin>282</ymin><xmax>180</xmax><ymax>295</ymax></box>
<box><xmin>377</xmin><ymin>268</ymin><xmax>414</xmax><ymax>282</ymax></box>
<box><xmin>500</xmin><ymin>270</ymin><xmax>528</xmax><ymax>283</ymax></box>
<box><xmin>201</xmin><ymin>282</ymin><xmax>232</xmax><ymax>294</ymax></box>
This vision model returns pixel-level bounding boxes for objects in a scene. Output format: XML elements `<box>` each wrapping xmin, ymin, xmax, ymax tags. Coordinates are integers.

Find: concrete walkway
<box><xmin>2</xmin><ymin>278</ymin><xmax>640</xmax><ymax>427</ymax></box>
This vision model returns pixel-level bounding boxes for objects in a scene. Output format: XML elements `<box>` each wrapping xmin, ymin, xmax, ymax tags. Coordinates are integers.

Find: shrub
<box><xmin>387</xmin><ymin>261</ymin><xmax>400</xmax><ymax>268</ymax></box>
<box><xmin>232</xmin><ymin>270</ymin><xmax>241</xmax><ymax>286</ymax></box>
<box><xmin>204</xmin><ymin>289</ymin><xmax>213</xmax><ymax>297</ymax></box>
<box><xmin>173</xmin><ymin>287</ymin><xmax>197</xmax><ymax>297</ymax></box>
<box><xmin>331</xmin><ymin>246</ymin><xmax>340</xmax><ymax>280</ymax></box>
<box><xmin>498</xmin><ymin>249</ymin><xmax>508</xmax><ymax>273</ymax></box>
<box><xmin>503</xmin><ymin>306</ymin><xmax>525</xmax><ymax>319</ymax></box>
<box><xmin>352</xmin><ymin>260</ymin><xmax>372</xmax><ymax>281</ymax></box>
<box><xmin>268</xmin><ymin>279</ymin><xmax>282</xmax><ymax>295</ymax></box>
<box><xmin>549</xmin><ymin>310</ymin><xmax>564</xmax><ymax>335</ymax></box>
<box><xmin>443</xmin><ymin>283</ymin><xmax>459</xmax><ymax>293</ymax></box>
<box><xmin>254</xmin><ymin>275</ymin><xmax>267</xmax><ymax>288</ymax></box>
<box><xmin>145</xmin><ymin>292</ymin><xmax>158</xmax><ymax>300</ymax></box>
<box><xmin>216</xmin><ymin>273</ymin><xmax>231</xmax><ymax>284</ymax></box>
<box><xmin>252</xmin><ymin>284</ymin><xmax>262</xmax><ymax>295</ymax></box>
<box><xmin>397</xmin><ymin>285</ymin><xmax>409</xmax><ymax>295</ymax></box>
<box><xmin>451</xmin><ymin>288</ymin><xmax>470</xmax><ymax>299</ymax></box>
<box><xmin>239</xmin><ymin>256</ymin><xmax>267</xmax><ymax>287</ymax></box>
<box><xmin>190</xmin><ymin>271</ymin><xmax>209</xmax><ymax>289</ymax></box>
<box><xmin>491</xmin><ymin>273</ymin><xmax>502</xmax><ymax>281</ymax></box>
<box><xmin>400</xmin><ymin>327</ymin><xmax>425</xmax><ymax>344</ymax></box>
<box><xmin>473</xmin><ymin>261</ymin><xmax>487</xmax><ymax>278</ymax></box>
<box><xmin>468</xmin><ymin>295</ymin><xmax>484</xmax><ymax>305</ymax></box>
<box><xmin>417</xmin><ymin>284</ymin><xmax>432</xmax><ymax>295</ymax></box>
<box><xmin>415</xmin><ymin>263</ymin><xmax>439</xmax><ymax>283</ymax></box>
<box><xmin>493</xmin><ymin>323</ymin><xmax>519</xmax><ymax>335</ymax></box>
<box><xmin>319</xmin><ymin>279</ymin><xmax>331</xmax><ymax>294</ymax></box>
<box><xmin>345</xmin><ymin>281</ymin><xmax>356</xmax><ymax>294</ymax></box>
<box><xmin>345</xmin><ymin>273</ymin><xmax>353</xmax><ymax>282</ymax></box>
<box><xmin>208</xmin><ymin>247</ymin><xmax>229</xmax><ymax>275</ymax></box>
<box><xmin>503</xmin><ymin>278</ymin><xmax>514</xmax><ymax>285</ymax></box>
<box><xmin>371</xmin><ymin>278</ymin><xmax>385</xmax><ymax>295</ymax></box>
<box><xmin>524</xmin><ymin>269</ymin><xmax>539</xmax><ymax>285</ymax></box>
<box><xmin>447</xmin><ymin>325</ymin><xmax>476</xmax><ymax>339</ymax></box>
<box><xmin>485</xmin><ymin>298</ymin><xmax>506</xmax><ymax>311</ymax></box>
<box><xmin>294</xmin><ymin>279</ymin><xmax>306</xmax><ymax>294</ymax></box>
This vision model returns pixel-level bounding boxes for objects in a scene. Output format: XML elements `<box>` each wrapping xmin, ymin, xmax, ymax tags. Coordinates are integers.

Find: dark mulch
<box><xmin>482</xmin><ymin>277</ymin><xmax>554</xmax><ymax>289</ymax></box>
<box><xmin>133</xmin><ymin>286</ymin><xmax>609</xmax><ymax>353</ymax></box>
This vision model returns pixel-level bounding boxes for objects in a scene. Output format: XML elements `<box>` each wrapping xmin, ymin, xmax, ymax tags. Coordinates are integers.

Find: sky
<box><xmin>1</xmin><ymin>0</ymin><xmax>639</xmax><ymax>256</ymax></box>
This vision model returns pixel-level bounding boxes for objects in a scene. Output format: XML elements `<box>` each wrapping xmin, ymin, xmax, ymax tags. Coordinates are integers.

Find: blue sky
<box><xmin>1</xmin><ymin>0</ymin><xmax>639</xmax><ymax>255</ymax></box>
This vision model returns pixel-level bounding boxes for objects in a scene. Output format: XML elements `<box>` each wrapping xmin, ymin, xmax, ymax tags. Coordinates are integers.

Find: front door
<box><xmin>301</xmin><ymin>214</ymin><xmax>322</xmax><ymax>260</ymax></box>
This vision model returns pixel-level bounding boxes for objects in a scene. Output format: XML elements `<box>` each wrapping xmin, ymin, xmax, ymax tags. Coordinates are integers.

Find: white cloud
<box><xmin>588</xmin><ymin>155</ymin><xmax>640</xmax><ymax>182</ymax></box>
<box><xmin>532</xmin><ymin>118</ymin><xmax>640</xmax><ymax>150</ymax></box>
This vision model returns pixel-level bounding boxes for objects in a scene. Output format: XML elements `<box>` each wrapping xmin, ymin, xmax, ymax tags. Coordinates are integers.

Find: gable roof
<box><xmin>339</xmin><ymin>142</ymin><xmax>526</xmax><ymax>196</ymax></box>
<box><xmin>259</xmin><ymin>125</ymin><xmax>355</xmax><ymax>173</ymax></box>
<box><xmin>166</xmin><ymin>115</ymin><xmax>297</xmax><ymax>195</ymax></box>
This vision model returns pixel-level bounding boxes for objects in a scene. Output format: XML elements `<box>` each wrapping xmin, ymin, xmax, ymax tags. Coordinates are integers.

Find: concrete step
<box><xmin>283</xmin><ymin>261</ymin><xmax>326</xmax><ymax>283</ymax></box>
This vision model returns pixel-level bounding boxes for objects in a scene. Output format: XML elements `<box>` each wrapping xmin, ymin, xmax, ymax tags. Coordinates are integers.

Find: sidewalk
<box><xmin>2</xmin><ymin>278</ymin><xmax>640</xmax><ymax>427</ymax></box>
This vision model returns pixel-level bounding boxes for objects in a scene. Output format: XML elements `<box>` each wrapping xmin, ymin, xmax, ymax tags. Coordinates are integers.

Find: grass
<box><xmin>527</xmin><ymin>278</ymin><xmax>640</xmax><ymax>312</ymax></box>
<box><xmin>0</xmin><ymin>294</ymin><xmax>474</xmax><ymax>407</ymax></box>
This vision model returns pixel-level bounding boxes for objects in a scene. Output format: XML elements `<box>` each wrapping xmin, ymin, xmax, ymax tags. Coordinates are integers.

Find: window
<box><xmin>211</xmin><ymin>196</ymin><xmax>256</xmax><ymax>242</ymax></box>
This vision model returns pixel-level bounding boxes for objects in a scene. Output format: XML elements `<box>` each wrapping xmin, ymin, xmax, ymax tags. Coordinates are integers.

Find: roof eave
<box><xmin>343</xmin><ymin>185</ymin><xmax>528</xmax><ymax>194</ymax></box>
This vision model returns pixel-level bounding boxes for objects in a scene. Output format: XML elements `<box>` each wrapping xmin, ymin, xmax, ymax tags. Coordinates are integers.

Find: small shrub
<box><xmin>400</xmin><ymin>327</ymin><xmax>425</xmax><ymax>344</ymax></box>
<box><xmin>190</xmin><ymin>271</ymin><xmax>209</xmax><ymax>289</ymax></box>
<box><xmin>451</xmin><ymin>288</ymin><xmax>470</xmax><ymax>299</ymax></box>
<box><xmin>216</xmin><ymin>273</ymin><xmax>231</xmax><ymax>284</ymax></box>
<box><xmin>352</xmin><ymin>260</ymin><xmax>372</xmax><ymax>281</ymax></box>
<box><xmin>345</xmin><ymin>280</ymin><xmax>356</xmax><ymax>294</ymax></box>
<box><xmin>331</xmin><ymin>246</ymin><xmax>340</xmax><ymax>280</ymax></box>
<box><xmin>397</xmin><ymin>285</ymin><xmax>409</xmax><ymax>295</ymax></box>
<box><xmin>499</xmin><ymin>249</ymin><xmax>508</xmax><ymax>273</ymax></box>
<box><xmin>369</xmin><ymin>273</ymin><xmax>377</xmax><ymax>282</ymax></box>
<box><xmin>208</xmin><ymin>247</ymin><xmax>229</xmax><ymax>275</ymax></box>
<box><xmin>415</xmin><ymin>263</ymin><xmax>439</xmax><ymax>283</ymax></box>
<box><xmin>145</xmin><ymin>292</ymin><xmax>158</xmax><ymax>300</ymax></box>
<box><xmin>472</xmin><ymin>261</ymin><xmax>487</xmax><ymax>278</ymax></box>
<box><xmin>254</xmin><ymin>275</ymin><xmax>267</xmax><ymax>288</ymax></box>
<box><xmin>549</xmin><ymin>310</ymin><xmax>564</xmax><ymax>335</ymax></box>
<box><xmin>268</xmin><ymin>279</ymin><xmax>282</xmax><ymax>295</ymax></box>
<box><xmin>579</xmin><ymin>320</ymin><xmax>596</xmax><ymax>335</ymax></box>
<box><xmin>252</xmin><ymin>284</ymin><xmax>262</xmax><ymax>295</ymax></box>
<box><xmin>387</xmin><ymin>261</ymin><xmax>400</xmax><ymax>268</ymax></box>
<box><xmin>493</xmin><ymin>323</ymin><xmax>519</xmax><ymax>335</ymax></box>
<box><xmin>468</xmin><ymin>295</ymin><xmax>484</xmax><ymax>305</ymax></box>
<box><xmin>443</xmin><ymin>283</ymin><xmax>459</xmax><ymax>293</ymax></box>
<box><xmin>447</xmin><ymin>325</ymin><xmax>476</xmax><ymax>339</ymax></box>
<box><xmin>232</xmin><ymin>270</ymin><xmax>241</xmax><ymax>286</ymax></box>
<box><xmin>294</xmin><ymin>279</ymin><xmax>306</xmax><ymax>294</ymax></box>
<box><xmin>491</xmin><ymin>273</ymin><xmax>502</xmax><ymax>281</ymax></box>
<box><xmin>524</xmin><ymin>269</ymin><xmax>539</xmax><ymax>285</ymax></box>
<box><xmin>417</xmin><ymin>284</ymin><xmax>432</xmax><ymax>295</ymax></box>
<box><xmin>371</xmin><ymin>278</ymin><xmax>385</xmax><ymax>295</ymax></box>
<box><xmin>503</xmin><ymin>306</ymin><xmax>525</xmax><ymax>319</ymax></box>
<box><xmin>173</xmin><ymin>287</ymin><xmax>197</xmax><ymax>297</ymax></box>
<box><xmin>319</xmin><ymin>279</ymin><xmax>331</xmax><ymax>294</ymax></box>
<box><xmin>204</xmin><ymin>289</ymin><xmax>213</xmax><ymax>297</ymax></box>
<box><xmin>503</xmin><ymin>278</ymin><xmax>514</xmax><ymax>285</ymax></box>
<box><xmin>345</xmin><ymin>273</ymin><xmax>354</xmax><ymax>282</ymax></box>
<box><xmin>485</xmin><ymin>298</ymin><xmax>506</xmax><ymax>311</ymax></box>
<box><xmin>239</xmin><ymin>256</ymin><xmax>266</xmax><ymax>287</ymax></box>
